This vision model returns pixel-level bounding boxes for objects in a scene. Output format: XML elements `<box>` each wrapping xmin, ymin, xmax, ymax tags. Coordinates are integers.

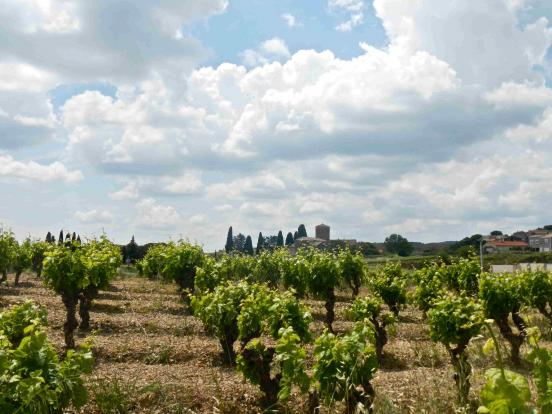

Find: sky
<box><xmin>1</xmin><ymin>0</ymin><xmax>552</xmax><ymax>251</ymax></box>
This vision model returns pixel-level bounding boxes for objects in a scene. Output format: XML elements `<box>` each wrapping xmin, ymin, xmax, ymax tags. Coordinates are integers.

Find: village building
<box><xmin>484</xmin><ymin>240</ymin><xmax>529</xmax><ymax>253</ymax></box>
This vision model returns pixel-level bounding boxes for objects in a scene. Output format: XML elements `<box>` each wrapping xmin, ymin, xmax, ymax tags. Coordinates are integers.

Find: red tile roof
<box><xmin>487</xmin><ymin>241</ymin><xmax>528</xmax><ymax>247</ymax></box>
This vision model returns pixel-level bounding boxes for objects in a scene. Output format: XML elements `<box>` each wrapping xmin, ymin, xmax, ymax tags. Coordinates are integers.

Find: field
<box><xmin>1</xmin><ymin>267</ymin><xmax>550</xmax><ymax>414</ymax></box>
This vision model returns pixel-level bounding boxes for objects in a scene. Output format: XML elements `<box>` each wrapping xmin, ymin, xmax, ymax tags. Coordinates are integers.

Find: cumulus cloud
<box><xmin>241</xmin><ymin>38</ymin><xmax>291</xmax><ymax>67</ymax></box>
<box><xmin>135</xmin><ymin>198</ymin><xmax>181</xmax><ymax>229</ymax></box>
<box><xmin>75</xmin><ymin>209</ymin><xmax>113</xmax><ymax>223</ymax></box>
<box><xmin>3</xmin><ymin>0</ymin><xmax>552</xmax><ymax>249</ymax></box>
<box><xmin>0</xmin><ymin>155</ymin><xmax>82</xmax><ymax>182</ymax></box>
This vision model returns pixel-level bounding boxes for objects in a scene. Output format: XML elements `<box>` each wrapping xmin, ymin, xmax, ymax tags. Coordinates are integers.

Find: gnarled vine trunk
<box><xmin>220</xmin><ymin>329</ymin><xmax>238</xmax><ymax>365</ymax></box>
<box><xmin>495</xmin><ymin>314</ymin><xmax>524</xmax><ymax>365</ymax></box>
<box><xmin>14</xmin><ymin>270</ymin><xmax>22</xmax><ymax>286</ymax></box>
<box><xmin>239</xmin><ymin>344</ymin><xmax>281</xmax><ymax>410</ymax></box>
<box><xmin>372</xmin><ymin>318</ymin><xmax>388</xmax><ymax>363</ymax></box>
<box><xmin>78</xmin><ymin>285</ymin><xmax>98</xmax><ymax>331</ymax></box>
<box><xmin>448</xmin><ymin>342</ymin><xmax>471</xmax><ymax>407</ymax></box>
<box><xmin>325</xmin><ymin>288</ymin><xmax>336</xmax><ymax>333</ymax></box>
<box><xmin>346</xmin><ymin>382</ymin><xmax>375</xmax><ymax>414</ymax></box>
<box><xmin>62</xmin><ymin>292</ymin><xmax>79</xmax><ymax>349</ymax></box>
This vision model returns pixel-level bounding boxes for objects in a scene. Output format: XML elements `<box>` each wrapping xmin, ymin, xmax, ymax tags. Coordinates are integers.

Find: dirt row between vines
<box><xmin>1</xmin><ymin>270</ymin><xmax>550</xmax><ymax>413</ymax></box>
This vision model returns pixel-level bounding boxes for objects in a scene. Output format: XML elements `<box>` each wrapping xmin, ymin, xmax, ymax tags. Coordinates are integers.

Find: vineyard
<box><xmin>0</xmin><ymin>231</ymin><xmax>551</xmax><ymax>413</ymax></box>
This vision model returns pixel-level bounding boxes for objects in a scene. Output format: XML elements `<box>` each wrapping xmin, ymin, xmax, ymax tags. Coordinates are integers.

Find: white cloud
<box><xmin>0</xmin><ymin>62</ymin><xmax>57</xmax><ymax>92</ymax></box>
<box><xmin>135</xmin><ymin>198</ymin><xmax>181</xmax><ymax>229</ymax></box>
<box><xmin>282</xmin><ymin>13</ymin><xmax>301</xmax><ymax>27</ymax></box>
<box><xmin>0</xmin><ymin>155</ymin><xmax>82</xmax><ymax>182</ymax></box>
<box><xmin>241</xmin><ymin>38</ymin><xmax>291</xmax><ymax>67</ymax></box>
<box><xmin>109</xmin><ymin>182</ymin><xmax>140</xmax><ymax>200</ymax></box>
<box><xmin>75</xmin><ymin>209</ymin><xmax>113</xmax><ymax>223</ymax></box>
<box><xmin>373</xmin><ymin>0</ymin><xmax>552</xmax><ymax>87</ymax></box>
<box><xmin>329</xmin><ymin>0</ymin><xmax>365</xmax><ymax>32</ymax></box>
<box><xmin>260</xmin><ymin>38</ymin><xmax>290</xmax><ymax>58</ymax></box>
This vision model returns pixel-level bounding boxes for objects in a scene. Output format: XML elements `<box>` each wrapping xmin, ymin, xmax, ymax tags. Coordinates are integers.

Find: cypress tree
<box><xmin>277</xmin><ymin>231</ymin><xmax>284</xmax><ymax>247</ymax></box>
<box><xmin>45</xmin><ymin>232</ymin><xmax>52</xmax><ymax>243</ymax></box>
<box><xmin>285</xmin><ymin>232</ymin><xmax>294</xmax><ymax>246</ymax></box>
<box><xmin>65</xmin><ymin>233</ymin><xmax>71</xmax><ymax>247</ymax></box>
<box><xmin>256</xmin><ymin>232</ymin><xmax>264</xmax><ymax>255</ymax></box>
<box><xmin>298</xmin><ymin>224</ymin><xmax>307</xmax><ymax>238</ymax></box>
<box><xmin>225</xmin><ymin>226</ymin><xmax>234</xmax><ymax>253</ymax></box>
<box><xmin>58</xmin><ymin>230</ymin><xmax>64</xmax><ymax>246</ymax></box>
<box><xmin>72</xmin><ymin>232</ymin><xmax>76</xmax><ymax>242</ymax></box>
<box><xmin>77</xmin><ymin>235</ymin><xmax>81</xmax><ymax>244</ymax></box>
<box><xmin>294</xmin><ymin>231</ymin><xmax>299</xmax><ymax>240</ymax></box>
<box><xmin>51</xmin><ymin>235</ymin><xmax>56</xmax><ymax>244</ymax></box>
<box><xmin>244</xmin><ymin>235</ymin><xmax>254</xmax><ymax>255</ymax></box>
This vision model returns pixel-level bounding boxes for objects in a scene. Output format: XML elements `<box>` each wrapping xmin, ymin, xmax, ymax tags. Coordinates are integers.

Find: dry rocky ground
<box><xmin>0</xmin><ymin>268</ymin><xmax>550</xmax><ymax>414</ymax></box>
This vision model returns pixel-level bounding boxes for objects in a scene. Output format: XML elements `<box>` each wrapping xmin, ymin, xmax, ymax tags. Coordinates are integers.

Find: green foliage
<box><xmin>412</xmin><ymin>261</ymin><xmax>447</xmax><ymax>313</ymax></box>
<box><xmin>192</xmin><ymin>281</ymin><xmax>253</xmax><ymax>362</ymax></box>
<box><xmin>369</xmin><ymin>262</ymin><xmax>407</xmax><ymax>316</ymax></box>
<box><xmin>272</xmin><ymin>327</ymin><xmax>310</xmax><ymax>402</ymax></box>
<box><xmin>384</xmin><ymin>234</ymin><xmax>413</xmax><ymax>257</ymax></box>
<box><xmin>516</xmin><ymin>269</ymin><xmax>552</xmax><ymax>321</ymax></box>
<box><xmin>82</xmin><ymin>237</ymin><xmax>122</xmax><ymax>291</ymax></box>
<box><xmin>526</xmin><ymin>328</ymin><xmax>552</xmax><ymax>412</ymax></box>
<box><xmin>349</xmin><ymin>296</ymin><xmax>383</xmax><ymax>322</ymax></box>
<box><xmin>0</xmin><ymin>301</ymin><xmax>47</xmax><ymax>346</ymax></box>
<box><xmin>161</xmin><ymin>241</ymin><xmax>205</xmax><ymax>295</ymax></box>
<box><xmin>280</xmin><ymin>250</ymin><xmax>309</xmax><ymax>298</ymax></box>
<box><xmin>338</xmin><ymin>248</ymin><xmax>366</xmax><ymax>297</ymax></box>
<box><xmin>307</xmin><ymin>250</ymin><xmax>341</xmax><ymax>301</ymax></box>
<box><xmin>443</xmin><ymin>255</ymin><xmax>481</xmax><ymax>295</ymax></box>
<box><xmin>0</xmin><ymin>301</ymin><xmax>93</xmax><ymax>413</ymax></box>
<box><xmin>251</xmin><ymin>250</ymin><xmax>281</xmax><ymax>288</ymax></box>
<box><xmin>237</xmin><ymin>288</ymin><xmax>312</xmax><ymax>343</ymax></box>
<box><xmin>12</xmin><ymin>238</ymin><xmax>32</xmax><ymax>274</ymax></box>
<box><xmin>427</xmin><ymin>293</ymin><xmax>484</xmax><ymax>347</ymax></box>
<box><xmin>30</xmin><ymin>240</ymin><xmax>49</xmax><ymax>277</ymax></box>
<box><xmin>136</xmin><ymin>244</ymin><xmax>167</xmax><ymax>279</ymax></box>
<box><xmin>0</xmin><ymin>228</ymin><xmax>17</xmax><ymax>279</ymax></box>
<box><xmin>313</xmin><ymin>322</ymin><xmax>378</xmax><ymax>409</ymax></box>
<box><xmin>42</xmin><ymin>244</ymin><xmax>88</xmax><ymax>296</ymax></box>
<box><xmin>479</xmin><ymin>272</ymin><xmax>521</xmax><ymax>321</ymax></box>
<box><xmin>477</xmin><ymin>368</ymin><xmax>532</xmax><ymax>414</ymax></box>
<box><xmin>297</xmin><ymin>224</ymin><xmax>307</xmax><ymax>238</ymax></box>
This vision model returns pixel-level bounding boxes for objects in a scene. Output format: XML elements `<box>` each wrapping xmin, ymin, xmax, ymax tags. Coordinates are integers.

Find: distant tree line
<box><xmin>225</xmin><ymin>224</ymin><xmax>308</xmax><ymax>255</ymax></box>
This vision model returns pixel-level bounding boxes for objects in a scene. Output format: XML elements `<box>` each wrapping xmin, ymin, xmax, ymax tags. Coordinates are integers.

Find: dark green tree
<box><xmin>225</xmin><ymin>226</ymin><xmax>233</xmax><ymax>253</ymax></box>
<box><xmin>244</xmin><ymin>235</ymin><xmax>254</xmax><ymax>255</ymax></box>
<box><xmin>233</xmin><ymin>233</ymin><xmax>246</xmax><ymax>252</ymax></box>
<box><xmin>125</xmin><ymin>236</ymin><xmax>139</xmax><ymax>263</ymax></box>
<box><xmin>294</xmin><ymin>231</ymin><xmax>299</xmax><ymax>240</ymax></box>
<box><xmin>58</xmin><ymin>230</ymin><xmax>64</xmax><ymax>246</ymax></box>
<box><xmin>384</xmin><ymin>234</ymin><xmax>413</xmax><ymax>257</ymax></box>
<box><xmin>297</xmin><ymin>224</ymin><xmax>308</xmax><ymax>238</ymax></box>
<box><xmin>45</xmin><ymin>232</ymin><xmax>52</xmax><ymax>243</ymax></box>
<box><xmin>72</xmin><ymin>232</ymin><xmax>77</xmax><ymax>242</ymax></box>
<box><xmin>285</xmin><ymin>232</ymin><xmax>294</xmax><ymax>246</ymax></box>
<box><xmin>490</xmin><ymin>230</ymin><xmax>503</xmax><ymax>236</ymax></box>
<box><xmin>256</xmin><ymin>232</ymin><xmax>264</xmax><ymax>255</ymax></box>
<box><xmin>277</xmin><ymin>231</ymin><xmax>284</xmax><ymax>247</ymax></box>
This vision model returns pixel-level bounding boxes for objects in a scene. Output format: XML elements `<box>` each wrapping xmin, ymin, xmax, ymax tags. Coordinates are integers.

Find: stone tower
<box><xmin>315</xmin><ymin>223</ymin><xmax>330</xmax><ymax>241</ymax></box>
